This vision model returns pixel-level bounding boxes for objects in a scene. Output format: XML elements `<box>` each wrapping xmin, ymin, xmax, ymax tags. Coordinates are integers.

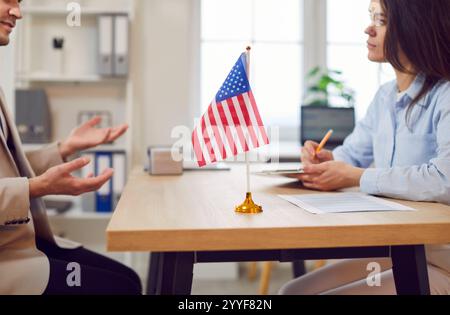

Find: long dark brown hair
<box><xmin>381</xmin><ymin>0</ymin><xmax>450</xmax><ymax>122</ymax></box>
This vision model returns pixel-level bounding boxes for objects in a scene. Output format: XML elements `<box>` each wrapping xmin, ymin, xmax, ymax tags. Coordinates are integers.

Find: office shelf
<box><xmin>22</xmin><ymin>143</ymin><xmax>127</xmax><ymax>152</ymax></box>
<box><xmin>17</xmin><ymin>73</ymin><xmax>127</xmax><ymax>84</ymax></box>
<box><xmin>21</xmin><ymin>143</ymin><xmax>49</xmax><ymax>151</ymax></box>
<box><xmin>84</xmin><ymin>146</ymin><xmax>127</xmax><ymax>153</ymax></box>
<box><xmin>43</xmin><ymin>195</ymin><xmax>112</xmax><ymax>219</ymax></box>
<box><xmin>14</xmin><ymin>0</ymin><xmax>135</xmax><ymax>225</ymax></box>
<box><xmin>22</xmin><ymin>6</ymin><xmax>132</xmax><ymax>16</ymax></box>
<box><xmin>15</xmin><ymin>0</ymin><xmax>134</xmax><ymax>170</ymax></box>
<box><xmin>47</xmin><ymin>206</ymin><xmax>113</xmax><ymax>220</ymax></box>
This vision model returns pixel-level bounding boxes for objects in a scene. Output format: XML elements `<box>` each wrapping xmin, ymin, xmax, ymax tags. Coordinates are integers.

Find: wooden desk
<box><xmin>107</xmin><ymin>165</ymin><xmax>450</xmax><ymax>295</ymax></box>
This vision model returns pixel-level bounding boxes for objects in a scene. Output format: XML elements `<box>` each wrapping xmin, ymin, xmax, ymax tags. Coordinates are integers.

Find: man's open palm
<box><xmin>60</xmin><ymin>117</ymin><xmax>128</xmax><ymax>158</ymax></box>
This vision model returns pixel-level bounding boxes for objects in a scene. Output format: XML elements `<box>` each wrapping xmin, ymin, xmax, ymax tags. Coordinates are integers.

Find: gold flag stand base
<box><xmin>235</xmin><ymin>192</ymin><xmax>263</xmax><ymax>214</ymax></box>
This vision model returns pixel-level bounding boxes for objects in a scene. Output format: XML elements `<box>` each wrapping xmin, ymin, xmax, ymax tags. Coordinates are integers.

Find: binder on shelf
<box><xmin>113</xmin><ymin>15</ymin><xmax>129</xmax><ymax>76</ymax></box>
<box><xmin>112</xmin><ymin>152</ymin><xmax>127</xmax><ymax>208</ymax></box>
<box><xmin>98</xmin><ymin>15</ymin><xmax>114</xmax><ymax>76</ymax></box>
<box><xmin>15</xmin><ymin>89</ymin><xmax>52</xmax><ymax>144</ymax></box>
<box><xmin>80</xmin><ymin>151</ymin><xmax>127</xmax><ymax>213</ymax></box>
<box><xmin>80</xmin><ymin>153</ymin><xmax>96</xmax><ymax>212</ymax></box>
<box><xmin>95</xmin><ymin>152</ymin><xmax>113</xmax><ymax>212</ymax></box>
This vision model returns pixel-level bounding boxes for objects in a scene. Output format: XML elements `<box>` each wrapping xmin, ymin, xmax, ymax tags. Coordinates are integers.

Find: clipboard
<box><xmin>254</xmin><ymin>167</ymin><xmax>304</xmax><ymax>177</ymax></box>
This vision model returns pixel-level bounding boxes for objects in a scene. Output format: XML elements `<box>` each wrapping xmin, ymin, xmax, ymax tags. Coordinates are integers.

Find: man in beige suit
<box><xmin>1</xmin><ymin>0</ymin><xmax>141</xmax><ymax>294</ymax></box>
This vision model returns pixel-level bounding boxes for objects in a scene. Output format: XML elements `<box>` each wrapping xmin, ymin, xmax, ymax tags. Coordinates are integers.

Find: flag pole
<box><xmin>245</xmin><ymin>47</ymin><xmax>251</xmax><ymax>193</ymax></box>
<box><xmin>235</xmin><ymin>46</ymin><xmax>263</xmax><ymax>214</ymax></box>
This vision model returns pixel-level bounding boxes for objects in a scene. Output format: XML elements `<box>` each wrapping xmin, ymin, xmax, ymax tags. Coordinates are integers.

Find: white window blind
<box><xmin>201</xmin><ymin>0</ymin><xmax>304</xmax><ymax>131</ymax></box>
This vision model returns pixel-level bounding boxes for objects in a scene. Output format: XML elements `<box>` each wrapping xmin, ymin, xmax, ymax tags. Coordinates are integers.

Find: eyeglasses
<box><xmin>369</xmin><ymin>12</ymin><xmax>387</xmax><ymax>27</ymax></box>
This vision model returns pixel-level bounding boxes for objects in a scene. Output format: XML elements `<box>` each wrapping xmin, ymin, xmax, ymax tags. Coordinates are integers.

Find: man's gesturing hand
<box><xmin>29</xmin><ymin>157</ymin><xmax>113</xmax><ymax>198</ymax></box>
<box><xmin>59</xmin><ymin>116</ymin><xmax>129</xmax><ymax>159</ymax></box>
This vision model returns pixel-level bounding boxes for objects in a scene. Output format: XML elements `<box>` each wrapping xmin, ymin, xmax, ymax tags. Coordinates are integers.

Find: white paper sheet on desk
<box><xmin>279</xmin><ymin>192</ymin><xmax>416</xmax><ymax>214</ymax></box>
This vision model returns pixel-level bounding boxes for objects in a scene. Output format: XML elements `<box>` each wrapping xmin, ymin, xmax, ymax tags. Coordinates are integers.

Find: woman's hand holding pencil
<box><xmin>301</xmin><ymin>129</ymin><xmax>335</xmax><ymax>165</ymax></box>
<box><xmin>298</xmin><ymin>129</ymin><xmax>365</xmax><ymax>191</ymax></box>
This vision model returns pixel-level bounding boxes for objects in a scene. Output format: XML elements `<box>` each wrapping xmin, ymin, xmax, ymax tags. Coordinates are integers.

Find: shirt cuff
<box><xmin>360</xmin><ymin>168</ymin><xmax>383</xmax><ymax>195</ymax></box>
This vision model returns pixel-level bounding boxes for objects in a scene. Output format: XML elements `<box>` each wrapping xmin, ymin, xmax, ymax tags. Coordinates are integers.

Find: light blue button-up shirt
<box><xmin>333</xmin><ymin>74</ymin><xmax>450</xmax><ymax>205</ymax></box>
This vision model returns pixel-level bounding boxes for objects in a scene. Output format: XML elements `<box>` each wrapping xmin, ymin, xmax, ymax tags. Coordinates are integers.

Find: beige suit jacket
<box><xmin>0</xmin><ymin>88</ymin><xmax>78</xmax><ymax>295</ymax></box>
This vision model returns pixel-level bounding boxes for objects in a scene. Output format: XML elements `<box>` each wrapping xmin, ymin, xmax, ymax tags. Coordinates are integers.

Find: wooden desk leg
<box><xmin>146</xmin><ymin>252</ymin><xmax>161</xmax><ymax>295</ymax></box>
<box><xmin>259</xmin><ymin>262</ymin><xmax>273</xmax><ymax>295</ymax></box>
<box><xmin>248</xmin><ymin>262</ymin><xmax>258</xmax><ymax>281</ymax></box>
<box><xmin>156</xmin><ymin>252</ymin><xmax>195</xmax><ymax>295</ymax></box>
<box><xmin>391</xmin><ymin>245</ymin><xmax>430</xmax><ymax>295</ymax></box>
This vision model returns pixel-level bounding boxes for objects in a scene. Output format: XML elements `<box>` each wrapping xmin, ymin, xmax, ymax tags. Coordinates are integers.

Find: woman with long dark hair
<box><xmin>281</xmin><ymin>0</ymin><xmax>450</xmax><ymax>294</ymax></box>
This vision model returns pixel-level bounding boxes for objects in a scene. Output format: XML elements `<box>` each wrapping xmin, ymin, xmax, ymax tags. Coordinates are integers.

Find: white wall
<box><xmin>130</xmin><ymin>0</ymin><xmax>200</xmax><ymax>165</ymax></box>
<box><xmin>0</xmin><ymin>34</ymin><xmax>16</xmax><ymax>115</ymax></box>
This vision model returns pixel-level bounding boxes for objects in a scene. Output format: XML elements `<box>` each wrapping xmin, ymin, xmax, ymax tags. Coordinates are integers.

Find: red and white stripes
<box><xmin>192</xmin><ymin>90</ymin><xmax>269</xmax><ymax>167</ymax></box>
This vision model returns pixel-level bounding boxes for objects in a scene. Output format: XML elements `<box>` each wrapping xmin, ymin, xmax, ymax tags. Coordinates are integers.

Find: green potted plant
<box><xmin>303</xmin><ymin>66</ymin><xmax>355</xmax><ymax>107</ymax></box>
<box><xmin>300</xmin><ymin>67</ymin><xmax>356</xmax><ymax>148</ymax></box>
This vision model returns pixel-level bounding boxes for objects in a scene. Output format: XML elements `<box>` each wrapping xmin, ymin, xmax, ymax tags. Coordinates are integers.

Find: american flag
<box><xmin>192</xmin><ymin>53</ymin><xmax>269</xmax><ymax>167</ymax></box>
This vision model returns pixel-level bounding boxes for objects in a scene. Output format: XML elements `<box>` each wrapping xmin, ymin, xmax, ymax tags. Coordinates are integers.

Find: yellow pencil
<box><xmin>315</xmin><ymin>129</ymin><xmax>334</xmax><ymax>156</ymax></box>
